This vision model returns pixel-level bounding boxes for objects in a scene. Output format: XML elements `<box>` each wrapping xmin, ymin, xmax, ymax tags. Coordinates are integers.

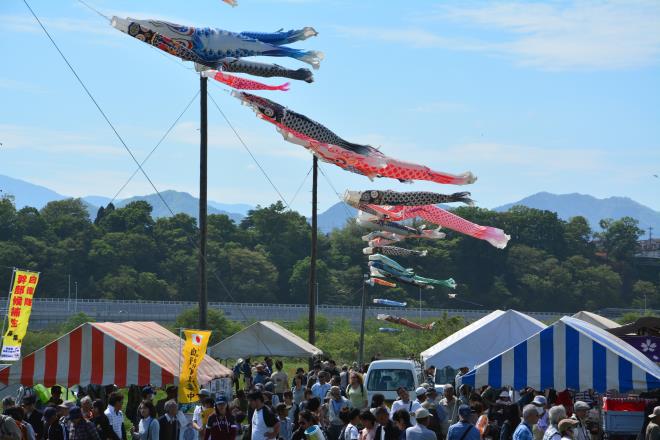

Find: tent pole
<box><xmin>307</xmin><ymin>156</ymin><xmax>318</xmax><ymax>369</ymax></box>
<box><xmin>199</xmin><ymin>74</ymin><xmax>208</xmax><ymax>330</ymax></box>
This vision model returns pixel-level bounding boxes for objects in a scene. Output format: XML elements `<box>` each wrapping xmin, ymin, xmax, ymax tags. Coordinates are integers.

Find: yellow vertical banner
<box><xmin>1</xmin><ymin>270</ymin><xmax>39</xmax><ymax>361</ymax></box>
<box><xmin>178</xmin><ymin>329</ymin><xmax>212</xmax><ymax>403</ymax></box>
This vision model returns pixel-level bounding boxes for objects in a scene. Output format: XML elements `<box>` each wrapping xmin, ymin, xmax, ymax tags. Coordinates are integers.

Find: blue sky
<box><xmin>1</xmin><ymin>0</ymin><xmax>659</xmax><ymax>215</ymax></box>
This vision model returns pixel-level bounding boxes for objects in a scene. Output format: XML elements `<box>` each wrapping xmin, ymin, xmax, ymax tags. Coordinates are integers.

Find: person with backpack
<box><xmin>345</xmin><ymin>375</ymin><xmax>367</xmax><ymax>411</ymax></box>
<box><xmin>5</xmin><ymin>406</ymin><xmax>34</xmax><ymax>440</ymax></box>
<box><xmin>447</xmin><ymin>406</ymin><xmax>479</xmax><ymax>440</ymax></box>
<box><xmin>0</xmin><ymin>412</ymin><xmax>23</xmax><ymax>440</ymax></box>
<box><xmin>132</xmin><ymin>402</ymin><xmax>159</xmax><ymax>440</ymax></box>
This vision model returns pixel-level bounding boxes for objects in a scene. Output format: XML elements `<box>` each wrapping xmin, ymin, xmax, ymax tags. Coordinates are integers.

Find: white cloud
<box><xmin>337</xmin><ymin>1</ymin><xmax>660</xmax><ymax>70</ymax></box>
<box><xmin>0</xmin><ymin>124</ymin><xmax>125</xmax><ymax>156</ymax></box>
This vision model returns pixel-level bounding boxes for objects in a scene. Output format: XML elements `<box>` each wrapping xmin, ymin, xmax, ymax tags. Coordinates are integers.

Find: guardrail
<box><xmin>3</xmin><ymin>297</ymin><xmax>651</xmax><ymax>330</ymax></box>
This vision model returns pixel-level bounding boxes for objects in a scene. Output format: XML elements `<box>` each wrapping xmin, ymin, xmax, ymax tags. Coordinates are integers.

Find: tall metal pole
<box><xmin>198</xmin><ymin>75</ymin><xmax>208</xmax><ymax>330</ymax></box>
<box><xmin>358</xmin><ymin>279</ymin><xmax>367</xmax><ymax>369</ymax></box>
<box><xmin>308</xmin><ymin>156</ymin><xmax>318</xmax><ymax>366</ymax></box>
<box><xmin>419</xmin><ymin>287</ymin><xmax>422</xmax><ymax>319</ymax></box>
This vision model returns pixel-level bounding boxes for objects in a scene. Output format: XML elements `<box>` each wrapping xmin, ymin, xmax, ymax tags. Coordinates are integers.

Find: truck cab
<box><xmin>363</xmin><ymin>359</ymin><xmax>420</xmax><ymax>403</ymax></box>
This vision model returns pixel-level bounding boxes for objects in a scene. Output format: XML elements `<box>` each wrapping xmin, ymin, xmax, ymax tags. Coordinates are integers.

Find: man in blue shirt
<box><xmin>513</xmin><ymin>405</ymin><xmax>539</xmax><ymax>440</ymax></box>
<box><xmin>311</xmin><ymin>372</ymin><xmax>331</xmax><ymax>401</ymax></box>
<box><xmin>447</xmin><ymin>405</ymin><xmax>480</xmax><ymax>440</ymax></box>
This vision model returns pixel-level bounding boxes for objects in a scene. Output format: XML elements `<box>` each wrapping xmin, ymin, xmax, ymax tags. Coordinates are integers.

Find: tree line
<box><xmin>0</xmin><ymin>195</ymin><xmax>658</xmax><ymax>312</ymax></box>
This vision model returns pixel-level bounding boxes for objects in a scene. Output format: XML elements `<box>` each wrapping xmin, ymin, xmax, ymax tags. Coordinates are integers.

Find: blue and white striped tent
<box><xmin>459</xmin><ymin>316</ymin><xmax>660</xmax><ymax>393</ymax></box>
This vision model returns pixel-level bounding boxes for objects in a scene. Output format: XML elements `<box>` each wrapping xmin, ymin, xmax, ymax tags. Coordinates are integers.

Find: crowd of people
<box><xmin>1</xmin><ymin>357</ymin><xmax>657</xmax><ymax>440</ymax></box>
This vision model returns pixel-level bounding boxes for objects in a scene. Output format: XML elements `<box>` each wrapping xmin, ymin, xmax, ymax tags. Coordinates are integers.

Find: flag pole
<box><xmin>0</xmin><ymin>268</ymin><xmax>16</xmax><ymax>343</ymax></box>
<box><xmin>199</xmin><ymin>74</ymin><xmax>208</xmax><ymax>330</ymax></box>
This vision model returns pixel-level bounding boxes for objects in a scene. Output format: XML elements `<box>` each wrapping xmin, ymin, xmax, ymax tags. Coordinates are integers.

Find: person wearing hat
<box><xmin>513</xmin><ymin>405</ymin><xmax>539</xmax><ymax>440</ymax></box>
<box><xmin>405</xmin><ymin>408</ymin><xmax>436</xmax><ymax>440</ymax></box>
<box><xmin>570</xmin><ymin>402</ymin><xmax>590</xmax><ymax>440</ymax></box>
<box><xmin>531</xmin><ymin>396</ymin><xmax>548</xmax><ymax>440</ymax></box>
<box><xmin>47</xmin><ymin>387</ymin><xmax>64</xmax><ymax>407</ymax></box>
<box><xmin>324</xmin><ymin>386</ymin><xmax>351</xmax><ymax>440</ymax></box>
<box><xmin>646</xmin><ymin>407</ymin><xmax>660</xmax><ymax>440</ymax></box>
<box><xmin>43</xmin><ymin>406</ymin><xmax>65</xmax><ymax>440</ymax></box>
<box><xmin>557</xmin><ymin>419</ymin><xmax>578</xmax><ymax>440</ymax></box>
<box><xmin>68</xmin><ymin>406</ymin><xmax>101</xmax><ymax>440</ymax></box>
<box><xmin>204</xmin><ymin>396</ymin><xmax>238</xmax><ymax>440</ymax></box>
<box><xmin>390</xmin><ymin>388</ymin><xmax>421</xmax><ymax>426</ymax></box>
<box><xmin>414</xmin><ymin>388</ymin><xmax>428</xmax><ymax>408</ymax></box>
<box><xmin>447</xmin><ymin>405</ymin><xmax>479</xmax><ymax>440</ymax></box>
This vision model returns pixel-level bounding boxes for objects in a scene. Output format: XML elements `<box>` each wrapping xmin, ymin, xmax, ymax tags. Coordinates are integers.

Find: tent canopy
<box><xmin>609</xmin><ymin>317</ymin><xmax>660</xmax><ymax>337</ymax></box>
<box><xmin>0</xmin><ymin>321</ymin><xmax>231</xmax><ymax>387</ymax></box>
<box><xmin>459</xmin><ymin>316</ymin><xmax>660</xmax><ymax>393</ymax></box>
<box><xmin>209</xmin><ymin>321</ymin><xmax>322</xmax><ymax>359</ymax></box>
<box><xmin>420</xmin><ymin>310</ymin><xmax>546</xmax><ymax>370</ymax></box>
<box><xmin>572</xmin><ymin>311</ymin><xmax>620</xmax><ymax>330</ymax></box>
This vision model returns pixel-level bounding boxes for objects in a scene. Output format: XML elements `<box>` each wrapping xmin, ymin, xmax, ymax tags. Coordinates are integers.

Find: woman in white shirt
<box><xmin>133</xmin><ymin>401</ymin><xmax>160</xmax><ymax>440</ymax></box>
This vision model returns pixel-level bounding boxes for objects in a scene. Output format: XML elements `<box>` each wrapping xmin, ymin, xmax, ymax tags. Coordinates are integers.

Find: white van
<box><xmin>363</xmin><ymin>359</ymin><xmax>420</xmax><ymax>402</ymax></box>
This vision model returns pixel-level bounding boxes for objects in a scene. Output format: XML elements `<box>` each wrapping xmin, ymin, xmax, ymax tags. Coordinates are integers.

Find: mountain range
<box><xmin>2</xmin><ymin>174</ymin><xmax>659</xmax><ymax>235</ymax></box>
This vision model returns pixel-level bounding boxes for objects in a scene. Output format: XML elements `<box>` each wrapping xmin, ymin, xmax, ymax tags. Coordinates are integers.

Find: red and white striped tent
<box><xmin>0</xmin><ymin>321</ymin><xmax>232</xmax><ymax>387</ymax></box>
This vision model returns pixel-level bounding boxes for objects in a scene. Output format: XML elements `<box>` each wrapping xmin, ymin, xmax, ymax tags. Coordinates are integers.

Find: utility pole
<box><xmin>308</xmin><ymin>156</ymin><xmax>318</xmax><ymax>367</ymax></box>
<box><xmin>67</xmin><ymin>274</ymin><xmax>71</xmax><ymax>313</ymax></box>
<box><xmin>74</xmin><ymin>281</ymin><xmax>78</xmax><ymax>313</ymax></box>
<box><xmin>198</xmin><ymin>74</ymin><xmax>208</xmax><ymax>330</ymax></box>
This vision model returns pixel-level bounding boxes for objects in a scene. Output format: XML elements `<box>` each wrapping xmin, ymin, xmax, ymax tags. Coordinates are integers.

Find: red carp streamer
<box><xmin>365</xmin><ymin>278</ymin><xmax>397</xmax><ymax>288</ymax></box>
<box><xmin>377</xmin><ymin>314</ymin><xmax>435</xmax><ymax>331</ymax></box>
<box><xmin>365</xmin><ymin>205</ymin><xmax>510</xmax><ymax>249</ymax></box>
<box><xmin>202</xmin><ymin>70</ymin><xmax>289</xmax><ymax>91</ymax></box>
<box><xmin>233</xmin><ymin>92</ymin><xmax>476</xmax><ymax>185</ymax></box>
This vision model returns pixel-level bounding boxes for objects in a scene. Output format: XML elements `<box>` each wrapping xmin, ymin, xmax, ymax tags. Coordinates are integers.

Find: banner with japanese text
<box><xmin>178</xmin><ymin>329</ymin><xmax>212</xmax><ymax>403</ymax></box>
<box><xmin>0</xmin><ymin>270</ymin><xmax>39</xmax><ymax>361</ymax></box>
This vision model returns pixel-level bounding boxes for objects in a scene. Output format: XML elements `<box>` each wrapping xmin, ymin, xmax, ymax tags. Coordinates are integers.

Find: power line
<box><xmin>75</xmin><ymin>0</ymin><xmax>109</xmax><ymax>21</ymax></box>
<box><xmin>22</xmin><ymin>0</ymin><xmax>272</xmax><ymax>347</ymax></box>
<box><xmin>207</xmin><ymin>91</ymin><xmax>291</xmax><ymax>209</ymax></box>
<box><xmin>317</xmin><ymin>162</ymin><xmax>355</xmax><ymax>220</ymax></box>
<box><xmin>288</xmin><ymin>166</ymin><xmax>312</xmax><ymax>207</ymax></box>
<box><xmin>110</xmin><ymin>91</ymin><xmax>199</xmax><ymax>204</ymax></box>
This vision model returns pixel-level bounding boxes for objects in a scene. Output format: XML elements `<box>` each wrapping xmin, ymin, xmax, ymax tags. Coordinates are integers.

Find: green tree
<box><xmin>597</xmin><ymin>217</ymin><xmax>644</xmax><ymax>261</ymax></box>
<box><xmin>174</xmin><ymin>307</ymin><xmax>242</xmax><ymax>345</ymax></box>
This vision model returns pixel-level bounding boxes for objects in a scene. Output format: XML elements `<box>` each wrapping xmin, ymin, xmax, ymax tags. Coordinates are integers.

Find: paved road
<box><xmin>11</xmin><ymin>298</ymin><xmax>637</xmax><ymax>330</ymax></box>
